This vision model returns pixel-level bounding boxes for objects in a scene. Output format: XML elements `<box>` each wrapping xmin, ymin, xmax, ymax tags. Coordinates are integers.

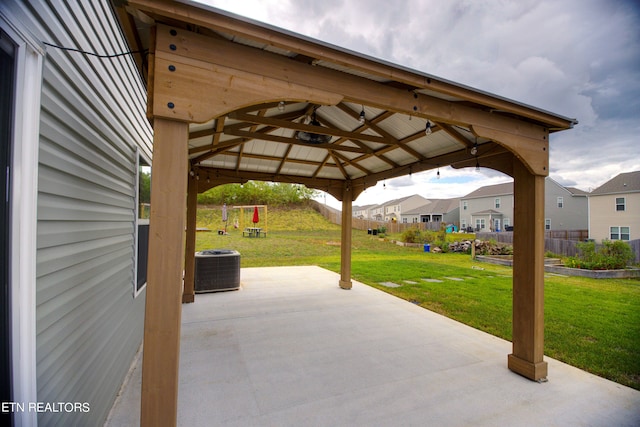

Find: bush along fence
<box><xmin>477</xmin><ymin>231</ymin><xmax>640</xmax><ymax>265</ymax></box>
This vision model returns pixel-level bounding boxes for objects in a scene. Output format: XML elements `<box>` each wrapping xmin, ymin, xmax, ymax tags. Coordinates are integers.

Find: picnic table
<box><xmin>242</xmin><ymin>227</ymin><xmax>266</xmax><ymax>238</ymax></box>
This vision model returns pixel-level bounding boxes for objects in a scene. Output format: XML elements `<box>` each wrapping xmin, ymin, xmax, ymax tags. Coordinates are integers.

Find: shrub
<box><xmin>401</xmin><ymin>228</ymin><xmax>423</xmax><ymax>243</ymax></box>
<box><xmin>565</xmin><ymin>240</ymin><xmax>634</xmax><ymax>270</ymax></box>
<box><xmin>433</xmin><ymin>240</ymin><xmax>449</xmax><ymax>253</ymax></box>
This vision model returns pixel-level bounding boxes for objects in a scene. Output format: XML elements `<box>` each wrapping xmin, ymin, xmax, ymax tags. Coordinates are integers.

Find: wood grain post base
<box><xmin>339</xmin><ymin>280</ymin><xmax>352</xmax><ymax>290</ymax></box>
<box><xmin>508</xmin><ymin>354</ymin><xmax>548</xmax><ymax>381</ymax></box>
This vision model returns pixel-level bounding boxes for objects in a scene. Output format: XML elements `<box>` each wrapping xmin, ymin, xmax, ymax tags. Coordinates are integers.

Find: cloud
<box><xmin>198</xmin><ymin>0</ymin><xmax>640</xmax><ymax>209</ymax></box>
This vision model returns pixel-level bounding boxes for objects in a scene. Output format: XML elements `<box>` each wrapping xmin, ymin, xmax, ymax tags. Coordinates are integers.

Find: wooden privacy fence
<box><xmin>311</xmin><ymin>201</ymin><xmax>444</xmax><ymax>233</ymax></box>
<box><xmin>477</xmin><ymin>231</ymin><xmax>640</xmax><ymax>264</ymax></box>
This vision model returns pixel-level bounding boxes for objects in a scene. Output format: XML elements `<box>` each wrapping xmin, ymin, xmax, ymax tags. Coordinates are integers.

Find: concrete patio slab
<box><xmin>105</xmin><ymin>266</ymin><xmax>640</xmax><ymax>426</ymax></box>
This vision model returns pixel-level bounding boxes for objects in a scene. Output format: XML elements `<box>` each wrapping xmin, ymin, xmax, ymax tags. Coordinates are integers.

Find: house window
<box><xmin>610</xmin><ymin>226</ymin><xmax>630</xmax><ymax>241</ymax></box>
<box><xmin>545</xmin><ymin>219</ymin><xmax>551</xmax><ymax>230</ymax></box>
<box><xmin>616</xmin><ymin>197</ymin><xmax>626</xmax><ymax>211</ymax></box>
<box><xmin>475</xmin><ymin>219</ymin><xmax>485</xmax><ymax>230</ymax></box>
<box><xmin>135</xmin><ymin>159</ymin><xmax>151</xmax><ymax>295</ymax></box>
<box><xmin>463</xmin><ymin>201</ymin><xmax>468</xmax><ymax>211</ymax></box>
<box><xmin>503</xmin><ymin>218</ymin><xmax>511</xmax><ymax>227</ymax></box>
<box><xmin>461</xmin><ymin>220</ymin><xmax>466</xmax><ymax>229</ymax></box>
<box><xmin>495</xmin><ymin>198</ymin><xmax>501</xmax><ymax>209</ymax></box>
<box><xmin>557</xmin><ymin>197</ymin><xmax>563</xmax><ymax>208</ymax></box>
<box><xmin>402</xmin><ymin>217</ymin><xmax>407</xmax><ymax>223</ymax></box>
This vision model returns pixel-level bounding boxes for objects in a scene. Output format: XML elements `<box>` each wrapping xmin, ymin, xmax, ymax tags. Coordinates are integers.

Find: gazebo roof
<box><xmin>114</xmin><ymin>0</ymin><xmax>577</xmax><ymax>199</ymax></box>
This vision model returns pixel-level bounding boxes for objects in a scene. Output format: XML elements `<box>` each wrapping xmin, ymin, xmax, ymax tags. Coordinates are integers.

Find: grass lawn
<box><xmin>196</xmin><ymin>206</ymin><xmax>640</xmax><ymax>390</ymax></box>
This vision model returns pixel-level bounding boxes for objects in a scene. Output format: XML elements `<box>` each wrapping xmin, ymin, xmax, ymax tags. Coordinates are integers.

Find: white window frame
<box><xmin>463</xmin><ymin>201</ymin><xmax>468</xmax><ymax>210</ymax></box>
<box><xmin>495</xmin><ymin>198</ymin><xmax>501</xmax><ymax>209</ymax></box>
<box><xmin>615</xmin><ymin>197</ymin><xmax>626</xmax><ymax>212</ymax></box>
<box><xmin>610</xmin><ymin>226</ymin><xmax>630</xmax><ymax>241</ymax></box>
<box><xmin>545</xmin><ymin>219</ymin><xmax>551</xmax><ymax>230</ymax></box>
<box><xmin>133</xmin><ymin>153</ymin><xmax>150</xmax><ymax>297</ymax></box>
<box><xmin>557</xmin><ymin>196</ymin><xmax>564</xmax><ymax>208</ymax></box>
<box><xmin>1</xmin><ymin>11</ymin><xmax>44</xmax><ymax>426</ymax></box>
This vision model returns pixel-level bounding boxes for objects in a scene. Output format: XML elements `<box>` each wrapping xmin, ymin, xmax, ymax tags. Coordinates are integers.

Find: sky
<box><xmin>195</xmin><ymin>0</ymin><xmax>640</xmax><ymax>210</ymax></box>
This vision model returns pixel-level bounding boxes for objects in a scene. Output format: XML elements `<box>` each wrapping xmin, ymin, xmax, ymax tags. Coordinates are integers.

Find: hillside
<box><xmin>196</xmin><ymin>205</ymin><xmax>340</xmax><ymax>232</ymax></box>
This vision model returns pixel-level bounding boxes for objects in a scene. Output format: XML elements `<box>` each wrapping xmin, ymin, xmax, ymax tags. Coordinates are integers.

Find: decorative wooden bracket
<box><xmin>471</xmin><ymin>124</ymin><xmax>549</xmax><ymax>176</ymax></box>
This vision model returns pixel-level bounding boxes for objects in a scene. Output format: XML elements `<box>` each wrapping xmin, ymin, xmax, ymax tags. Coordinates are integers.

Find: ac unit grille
<box><xmin>194</xmin><ymin>249</ymin><xmax>240</xmax><ymax>293</ymax></box>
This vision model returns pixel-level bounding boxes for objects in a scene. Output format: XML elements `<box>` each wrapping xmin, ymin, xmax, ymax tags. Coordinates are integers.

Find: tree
<box><xmin>197</xmin><ymin>181</ymin><xmax>317</xmax><ymax>206</ymax></box>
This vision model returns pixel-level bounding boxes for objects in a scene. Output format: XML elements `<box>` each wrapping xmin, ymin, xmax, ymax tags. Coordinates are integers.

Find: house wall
<box><xmin>544</xmin><ymin>181</ymin><xmax>588</xmax><ymax>230</ymax></box>
<box><xmin>459</xmin><ymin>195</ymin><xmax>514</xmax><ymax>231</ymax></box>
<box><xmin>384</xmin><ymin>195</ymin><xmax>428</xmax><ymax>221</ymax></box>
<box><xmin>3</xmin><ymin>1</ymin><xmax>152</xmax><ymax>426</ymax></box>
<box><xmin>444</xmin><ymin>207</ymin><xmax>460</xmax><ymax>225</ymax></box>
<box><xmin>589</xmin><ymin>193</ymin><xmax>640</xmax><ymax>241</ymax></box>
<box><xmin>460</xmin><ymin>179</ymin><xmax>588</xmax><ymax>232</ymax></box>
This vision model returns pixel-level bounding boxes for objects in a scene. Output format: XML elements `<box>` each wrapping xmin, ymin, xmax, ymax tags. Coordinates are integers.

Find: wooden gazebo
<box><xmin>113</xmin><ymin>1</ymin><xmax>577</xmax><ymax>425</ymax></box>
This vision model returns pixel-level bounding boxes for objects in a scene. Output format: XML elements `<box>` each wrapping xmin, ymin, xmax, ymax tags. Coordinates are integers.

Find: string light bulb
<box><xmin>359</xmin><ymin>106</ymin><xmax>365</xmax><ymax>124</ymax></box>
<box><xmin>470</xmin><ymin>139</ymin><xmax>478</xmax><ymax>156</ymax></box>
<box><xmin>278</xmin><ymin>101</ymin><xmax>285</xmax><ymax>111</ymax></box>
<box><xmin>475</xmin><ymin>159</ymin><xmax>480</xmax><ymax>172</ymax></box>
<box><xmin>425</xmin><ymin>120</ymin><xmax>433</xmax><ymax>135</ymax></box>
<box><xmin>437</xmin><ymin>167</ymin><xmax>440</xmax><ymax>179</ymax></box>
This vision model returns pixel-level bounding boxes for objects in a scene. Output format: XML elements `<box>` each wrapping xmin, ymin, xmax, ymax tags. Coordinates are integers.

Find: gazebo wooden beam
<box><xmin>129</xmin><ymin>0</ymin><xmax>575</xmax><ymax>130</ymax></box>
<box><xmin>151</xmin><ymin>23</ymin><xmax>552</xmax><ymax>145</ymax></box>
<box><xmin>140</xmin><ymin>118</ymin><xmax>189</xmax><ymax>427</ymax></box>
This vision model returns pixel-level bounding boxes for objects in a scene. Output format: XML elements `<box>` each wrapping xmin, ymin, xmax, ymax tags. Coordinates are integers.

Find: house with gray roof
<box><xmin>588</xmin><ymin>171</ymin><xmax>640</xmax><ymax>242</ymax></box>
<box><xmin>460</xmin><ymin>178</ymin><xmax>588</xmax><ymax>232</ymax></box>
<box><xmin>401</xmin><ymin>198</ymin><xmax>460</xmax><ymax>225</ymax></box>
<box><xmin>353</xmin><ymin>204</ymin><xmax>376</xmax><ymax>219</ymax></box>
<box><xmin>382</xmin><ymin>194</ymin><xmax>429</xmax><ymax>222</ymax></box>
<box><xmin>460</xmin><ymin>182</ymin><xmax>514</xmax><ymax>232</ymax></box>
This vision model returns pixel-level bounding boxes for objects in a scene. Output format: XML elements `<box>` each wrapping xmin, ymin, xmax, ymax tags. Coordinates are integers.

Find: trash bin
<box><xmin>423</xmin><ymin>244</ymin><xmax>430</xmax><ymax>252</ymax></box>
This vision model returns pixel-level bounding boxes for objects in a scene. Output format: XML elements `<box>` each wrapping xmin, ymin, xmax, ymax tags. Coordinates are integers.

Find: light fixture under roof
<box><xmin>359</xmin><ymin>106</ymin><xmax>365</xmax><ymax>124</ymax></box>
<box><xmin>470</xmin><ymin>137</ymin><xmax>478</xmax><ymax>156</ymax></box>
<box><xmin>425</xmin><ymin>120</ymin><xmax>433</xmax><ymax>135</ymax></box>
<box><xmin>296</xmin><ymin>111</ymin><xmax>332</xmax><ymax>144</ymax></box>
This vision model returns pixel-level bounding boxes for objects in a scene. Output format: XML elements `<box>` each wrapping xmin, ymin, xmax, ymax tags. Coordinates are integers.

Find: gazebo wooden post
<box><xmin>182</xmin><ymin>172</ymin><xmax>197</xmax><ymax>303</ymax></box>
<box><xmin>140</xmin><ymin>118</ymin><xmax>189</xmax><ymax>427</ymax></box>
<box><xmin>339</xmin><ymin>182</ymin><xmax>353</xmax><ymax>289</ymax></box>
<box><xmin>508</xmin><ymin>159</ymin><xmax>548</xmax><ymax>381</ymax></box>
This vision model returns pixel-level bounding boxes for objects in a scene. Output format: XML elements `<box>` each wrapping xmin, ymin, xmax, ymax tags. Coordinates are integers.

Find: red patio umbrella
<box><xmin>252</xmin><ymin>206</ymin><xmax>259</xmax><ymax>224</ymax></box>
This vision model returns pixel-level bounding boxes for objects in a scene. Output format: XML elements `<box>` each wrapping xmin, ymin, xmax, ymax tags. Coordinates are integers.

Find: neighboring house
<box><xmin>383</xmin><ymin>194</ymin><xmax>429</xmax><ymax>222</ymax></box>
<box><xmin>544</xmin><ymin>179</ymin><xmax>589</xmax><ymax>231</ymax></box>
<box><xmin>401</xmin><ymin>198</ymin><xmax>460</xmax><ymax>225</ymax></box>
<box><xmin>370</xmin><ymin>204</ymin><xmax>385</xmax><ymax>221</ymax></box>
<box><xmin>460</xmin><ymin>182</ymin><xmax>514</xmax><ymax>232</ymax></box>
<box><xmin>588</xmin><ymin>171</ymin><xmax>640</xmax><ymax>242</ymax></box>
<box><xmin>353</xmin><ymin>204</ymin><xmax>375</xmax><ymax>219</ymax></box>
<box><xmin>459</xmin><ymin>178</ymin><xmax>587</xmax><ymax>232</ymax></box>
<box><xmin>1</xmin><ymin>1</ymin><xmax>152</xmax><ymax>426</ymax></box>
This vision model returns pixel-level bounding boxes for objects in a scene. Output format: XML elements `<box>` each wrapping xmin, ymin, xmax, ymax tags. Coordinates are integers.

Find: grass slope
<box><xmin>195</xmin><ymin>206</ymin><xmax>640</xmax><ymax>390</ymax></box>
